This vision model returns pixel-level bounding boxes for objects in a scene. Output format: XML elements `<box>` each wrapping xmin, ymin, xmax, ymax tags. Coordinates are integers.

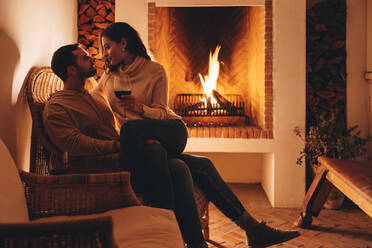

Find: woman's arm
<box><xmin>116</xmin><ymin>65</ymin><xmax>170</xmax><ymax>120</ymax></box>
<box><xmin>141</xmin><ymin>66</ymin><xmax>169</xmax><ymax>119</ymax></box>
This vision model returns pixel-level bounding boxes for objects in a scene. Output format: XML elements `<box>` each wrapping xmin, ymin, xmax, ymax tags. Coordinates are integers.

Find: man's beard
<box><xmin>77</xmin><ymin>65</ymin><xmax>97</xmax><ymax>80</ymax></box>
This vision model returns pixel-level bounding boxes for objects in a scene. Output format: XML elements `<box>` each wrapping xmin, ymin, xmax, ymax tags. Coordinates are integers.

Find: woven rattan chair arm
<box><xmin>0</xmin><ymin>215</ymin><xmax>118</xmax><ymax>248</ymax></box>
<box><xmin>19</xmin><ymin>170</ymin><xmax>141</xmax><ymax>219</ymax></box>
<box><xmin>19</xmin><ymin>169</ymin><xmax>129</xmax><ymax>185</ymax></box>
<box><xmin>69</xmin><ymin>153</ymin><xmax>121</xmax><ymax>173</ymax></box>
<box><xmin>29</xmin><ymin>102</ymin><xmax>62</xmax><ymax>155</ymax></box>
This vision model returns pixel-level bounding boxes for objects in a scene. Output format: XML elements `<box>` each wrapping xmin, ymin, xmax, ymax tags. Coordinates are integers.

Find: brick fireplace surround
<box><xmin>148</xmin><ymin>1</ymin><xmax>273</xmax><ymax>139</ymax></box>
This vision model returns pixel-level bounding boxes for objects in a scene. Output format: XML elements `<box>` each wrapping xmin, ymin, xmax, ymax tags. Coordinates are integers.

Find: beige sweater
<box><xmin>43</xmin><ymin>89</ymin><xmax>120</xmax><ymax>156</ymax></box>
<box><xmin>92</xmin><ymin>56</ymin><xmax>181</xmax><ymax>126</ymax></box>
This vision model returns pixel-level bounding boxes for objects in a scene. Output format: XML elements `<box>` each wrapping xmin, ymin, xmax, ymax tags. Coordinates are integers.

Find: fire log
<box><xmin>212</xmin><ymin>90</ymin><xmax>237</xmax><ymax>114</ymax></box>
<box><xmin>206</xmin><ymin>97</ymin><xmax>212</xmax><ymax>115</ymax></box>
<box><xmin>177</xmin><ymin>102</ymin><xmax>204</xmax><ymax>113</ymax></box>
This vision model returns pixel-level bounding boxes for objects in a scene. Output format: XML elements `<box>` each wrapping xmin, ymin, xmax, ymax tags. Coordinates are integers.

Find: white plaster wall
<box><xmin>271</xmin><ymin>0</ymin><xmax>306</xmax><ymax>207</ymax></box>
<box><xmin>367</xmin><ymin>0</ymin><xmax>372</xmax><ymax>155</ymax></box>
<box><xmin>346</xmin><ymin>0</ymin><xmax>369</xmax><ymax>145</ymax></box>
<box><xmin>116</xmin><ymin>0</ymin><xmax>148</xmax><ymax>48</ymax></box>
<box><xmin>187</xmin><ymin>152</ymin><xmax>264</xmax><ymax>183</ymax></box>
<box><xmin>261</xmin><ymin>152</ymin><xmax>274</xmax><ymax>202</ymax></box>
<box><xmin>0</xmin><ymin>0</ymin><xmax>76</xmax><ymax>170</ymax></box>
<box><xmin>116</xmin><ymin>0</ymin><xmax>306</xmax><ymax>207</ymax></box>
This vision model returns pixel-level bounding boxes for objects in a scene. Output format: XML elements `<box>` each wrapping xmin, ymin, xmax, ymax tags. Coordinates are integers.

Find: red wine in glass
<box><xmin>114</xmin><ymin>90</ymin><xmax>131</xmax><ymax>99</ymax></box>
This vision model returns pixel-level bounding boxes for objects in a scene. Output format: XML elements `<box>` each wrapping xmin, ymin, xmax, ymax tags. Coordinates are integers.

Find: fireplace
<box><xmin>116</xmin><ymin>0</ymin><xmax>306</xmax><ymax>208</ymax></box>
<box><xmin>172</xmin><ymin>45</ymin><xmax>247</xmax><ymax>127</ymax></box>
<box><xmin>148</xmin><ymin>2</ymin><xmax>273</xmax><ymax>138</ymax></box>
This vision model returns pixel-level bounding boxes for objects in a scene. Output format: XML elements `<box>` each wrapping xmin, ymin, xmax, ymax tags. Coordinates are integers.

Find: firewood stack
<box><xmin>306</xmin><ymin>0</ymin><xmax>346</xmax><ymax>125</ymax></box>
<box><xmin>78</xmin><ymin>0</ymin><xmax>115</xmax><ymax>79</ymax></box>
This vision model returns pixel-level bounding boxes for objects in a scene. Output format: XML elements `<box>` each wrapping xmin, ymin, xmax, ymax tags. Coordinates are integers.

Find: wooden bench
<box><xmin>295</xmin><ymin>156</ymin><xmax>372</xmax><ymax>228</ymax></box>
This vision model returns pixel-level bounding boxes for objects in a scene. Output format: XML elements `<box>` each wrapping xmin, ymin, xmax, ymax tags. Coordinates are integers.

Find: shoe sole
<box><xmin>249</xmin><ymin>231</ymin><xmax>301</xmax><ymax>248</ymax></box>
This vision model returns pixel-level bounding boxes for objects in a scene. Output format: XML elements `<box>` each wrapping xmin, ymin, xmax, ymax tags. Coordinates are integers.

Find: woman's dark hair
<box><xmin>51</xmin><ymin>44</ymin><xmax>79</xmax><ymax>81</ymax></box>
<box><xmin>100</xmin><ymin>22</ymin><xmax>150</xmax><ymax>71</ymax></box>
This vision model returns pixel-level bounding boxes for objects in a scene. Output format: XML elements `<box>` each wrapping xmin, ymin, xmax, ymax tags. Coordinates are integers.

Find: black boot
<box><xmin>246</xmin><ymin>221</ymin><xmax>300</xmax><ymax>247</ymax></box>
<box><xmin>186</xmin><ymin>240</ymin><xmax>208</xmax><ymax>248</ymax></box>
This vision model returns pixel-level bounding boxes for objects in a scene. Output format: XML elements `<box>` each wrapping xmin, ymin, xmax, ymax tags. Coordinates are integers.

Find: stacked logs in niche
<box><xmin>78</xmin><ymin>0</ymin><xmax>115</xmax><ymax>79</ymax></box>
<box><xmin>306</xmin><ymin>0</ymin><xmax>346</xmax><ymax>127</ymax></box>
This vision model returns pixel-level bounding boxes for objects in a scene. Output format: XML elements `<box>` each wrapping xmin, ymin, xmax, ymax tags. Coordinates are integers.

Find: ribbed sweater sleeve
<box><xmin>142</xmin><ymin>66</ymin><xmax>168</xmax><ymax>120</ymax></box>
<box><xmin>43</xmin><ymin>103</ymin><xmax>120</xmax><ymax>156</ymax></box>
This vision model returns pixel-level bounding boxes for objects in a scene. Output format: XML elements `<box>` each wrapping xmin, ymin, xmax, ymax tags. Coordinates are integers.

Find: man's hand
<box><xmin>113</xmin><ymin>139</ymin><xmax>121</xmax><ymax>152</ymax></box>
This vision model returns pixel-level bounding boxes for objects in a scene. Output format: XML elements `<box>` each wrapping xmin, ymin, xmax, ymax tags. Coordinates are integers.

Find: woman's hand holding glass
<box><xmin>118</xmin><ymin>95</ymin><xmax>144</xmax><ymax>115</ymax></box>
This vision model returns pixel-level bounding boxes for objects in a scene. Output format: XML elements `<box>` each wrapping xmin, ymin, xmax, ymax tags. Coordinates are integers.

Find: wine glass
<box><xmin>114</xmin><ymin>76</ymin><xmax>133</xmax><ymax>120</ymax></box>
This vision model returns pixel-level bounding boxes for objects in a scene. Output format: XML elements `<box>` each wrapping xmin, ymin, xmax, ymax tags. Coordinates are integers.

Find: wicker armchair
<box><xmin>0</xmin><ymin>139</ymin><xmax>129</xmax><ymax>248</ymax></box>
<box><xmin>0</xmin><ymin>216</ymin><xmax>116</xmax><ymax>248</ymax></box>
<box><xmin>25</xmin><ymin>66</ymin><xmax>210</xmax><ymax>240</ymax></box>
<box><xmin>0</xmin><ymin>139</ymin><xmax>184</xmax><ymax>248</ymax></box>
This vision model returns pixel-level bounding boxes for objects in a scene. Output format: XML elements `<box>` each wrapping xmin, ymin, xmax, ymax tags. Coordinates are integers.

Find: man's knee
<box><xmin>143</xmin><ymin>144</ymin><xmax>167</xmax><ymax>169</ymax></box>
<box><xmin>168</xmin><ymin>158</ymin><xmax>194</xmax><ymax>190</ymax></box>
<box><xmin>168</xmin><ymin>158</ymin><xmax>192</xmax><ymax>179</ymax></box>
<box><xmin>193</xmin><ymin>156</ymin><xmax>216</xmax><ymax>174</ymax></box>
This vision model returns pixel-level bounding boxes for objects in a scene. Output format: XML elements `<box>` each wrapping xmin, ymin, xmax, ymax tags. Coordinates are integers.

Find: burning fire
<box><xmin>198</xmin><ymin>45</ymin><xmax>221</xmax><ymax>106</ymax></box>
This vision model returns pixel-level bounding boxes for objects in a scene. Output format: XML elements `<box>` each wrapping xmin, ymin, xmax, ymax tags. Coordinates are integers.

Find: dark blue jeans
<box><xmin>120</xmin><ymin>119</ymin><xmax>188</xmax><ymax>196</ymax></box>
<box><xmin>140</xmin><ymin>144</ymin><xmax>174</xmax><ymax>210</ymax></box>
<box><xmin>168</xmin><ymin>154</ymin><xmax>247</xmax><ymax>246</ymax></box>
<box><xmin>168</xmin><ymin>158</ymin><xmax>205</xmax><ymax>247</ymax></box>
<box><xmin>178</xmin><ymin>153</ymin><xmax>246</xmax><ymax>221</ymax></box>
<box><xmin>120</xmin><ymin>118</ymin><xmax>246</xmax><ymax>220</ymax></box>
<box><xmin>132</xmin><ymin>151</ymin><xmax>246</xmax><ymax>246</ymax></box>
<box><xmin>119</xmin><ymin>119</ymin><xmax>245</xmax><ymax>245</ymax></box>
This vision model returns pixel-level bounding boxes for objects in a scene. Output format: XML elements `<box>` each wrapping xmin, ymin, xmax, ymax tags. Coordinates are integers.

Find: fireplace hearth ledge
<box><xmin>185</xmin><ymin>137</ymin><xmax>275</xmax><ymax>153</ymax></box>
<box><xmin>187</xmin><ymin>126</ymin><xmax>272</xmax><ymax>139</ymax></box>
<box><xmin>151</xmin><ymin>0</ymin><xmax>265</xmax><ymax>7</ymax></box>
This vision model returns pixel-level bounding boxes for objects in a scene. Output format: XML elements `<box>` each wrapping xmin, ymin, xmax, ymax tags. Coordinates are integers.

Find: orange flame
<box><xmin>198</xmin><ymin>45</ymin><xmax>221</xmax><ymax>106</ymax></box>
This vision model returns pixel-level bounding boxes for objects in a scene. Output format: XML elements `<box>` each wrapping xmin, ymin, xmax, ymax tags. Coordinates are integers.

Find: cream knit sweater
<box><xmin>92</xmin><ymin>56</ymin><xmax>181</xmax><ymax>127</ymax></box>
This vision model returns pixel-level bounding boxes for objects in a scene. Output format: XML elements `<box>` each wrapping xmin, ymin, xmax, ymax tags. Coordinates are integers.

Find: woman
<box><xmin>94</xmin><ymin>21</ymin><xmax>188</xmax><ymax>199</ymax></box>
<box><xmin>93</xmin><ymin>23</ymin><xmax>206</xmax><ymax>248</ymax></box>
<box><xmin>93</xmin><ymin>22</ymin><xmax>300</xmax><ymax>248</ymax></box>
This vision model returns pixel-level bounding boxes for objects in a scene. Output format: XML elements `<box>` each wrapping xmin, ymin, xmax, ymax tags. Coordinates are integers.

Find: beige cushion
<box><xmin>105</xmin><ymin>206</ymin><xmax>184</xmax><ymax>248</ymax></box>
<box><xmin>0</xmin><ymin>139</ymin><xmax>29</xmax><ymax>223</ymax></box>
<box><xmin>35</xmin><ymin>206</ymin><xmax>184</xmax><ymax>248</ymax></box>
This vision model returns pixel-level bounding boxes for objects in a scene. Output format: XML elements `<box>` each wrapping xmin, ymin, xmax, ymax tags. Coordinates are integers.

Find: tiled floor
<box><xmin>207</xmin><ymin>183</ymin><xmax>372</xmax><ymax>248</ymax></box>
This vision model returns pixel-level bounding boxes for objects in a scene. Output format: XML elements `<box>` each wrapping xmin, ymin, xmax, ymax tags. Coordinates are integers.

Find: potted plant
<box><xmin>294</xmin><ymin>111</ymin><xmax>370</xmax><ymax>209</ymax></box>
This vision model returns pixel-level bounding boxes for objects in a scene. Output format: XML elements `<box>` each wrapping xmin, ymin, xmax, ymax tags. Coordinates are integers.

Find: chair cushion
<box><xmin>0</xmin><ymin>140</ymin><xmax>29</xmax><ymax>222</ymax></box>
<box><xmin>34</xmin><ymin>206</ymin><xmax>184</xmax><ymax>248</ymax></box>
<box><xmin>105</xmin><ymin>206</ymin><xmax>185</xmax><ymax>248</ymax></box>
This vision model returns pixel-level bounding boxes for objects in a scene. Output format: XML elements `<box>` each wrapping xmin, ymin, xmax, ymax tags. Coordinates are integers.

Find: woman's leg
<box><xmin>120</xmin><ymin>119</ymin><xmax>187</xmax><ymax>198</ymax></box>
<box><xmin>167</xmin><ymin>158</ymin><xmax>207</xmax><ymax>248</ymax></box>
<box><xmin>121</xmin><ymin>119</ymin><xmax>188</xmax><ymax>157</ymax></box>
<box><xmin>178</xmin><ymin>154</ymin><xmax>300</xmax><ymax>247</ymax></box>
<box><xmin>178</xmin><ymin>153</ymin><xmax>245</xmax><ymax>221</ymax></box>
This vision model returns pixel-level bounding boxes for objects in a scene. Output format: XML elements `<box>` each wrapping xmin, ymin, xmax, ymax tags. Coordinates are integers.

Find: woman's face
<box><xmin>102</xmin><ymin>36</ymin><xmax>125</xmax><ymax>66</ymax></box>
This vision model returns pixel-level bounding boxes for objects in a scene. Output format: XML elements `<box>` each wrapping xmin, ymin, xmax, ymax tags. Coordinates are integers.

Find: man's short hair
<box><xmin>51</xmin><ymin>44</ymin><xmax>79</xmax><ymax>81</ymax></box>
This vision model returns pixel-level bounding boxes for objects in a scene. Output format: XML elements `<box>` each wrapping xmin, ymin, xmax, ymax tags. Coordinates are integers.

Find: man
<box><xmin>44</xmin><ymin>44</ymin><xmax>209</xmax><ymax>248</ymax></box>
<box><xmin>44</xmin><ymin>44</ymin><xmax>179</xmax><ymax>210</ymax></box>
<box><xmin>44</xmin><ymin>44</ymin><xmax>300</xmax><ymax>248</ymax></box>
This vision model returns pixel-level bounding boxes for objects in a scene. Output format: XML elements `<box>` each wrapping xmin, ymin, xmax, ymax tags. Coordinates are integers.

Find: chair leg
<box><xmin>203</xmin><ymin>207</ymin><xmax>210</xmax><ymax>241</ymax></box>
<box><xmin>295</xmin><ymin>166</ymin><xmax>332</xmax><ymax>228</ymax></box>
